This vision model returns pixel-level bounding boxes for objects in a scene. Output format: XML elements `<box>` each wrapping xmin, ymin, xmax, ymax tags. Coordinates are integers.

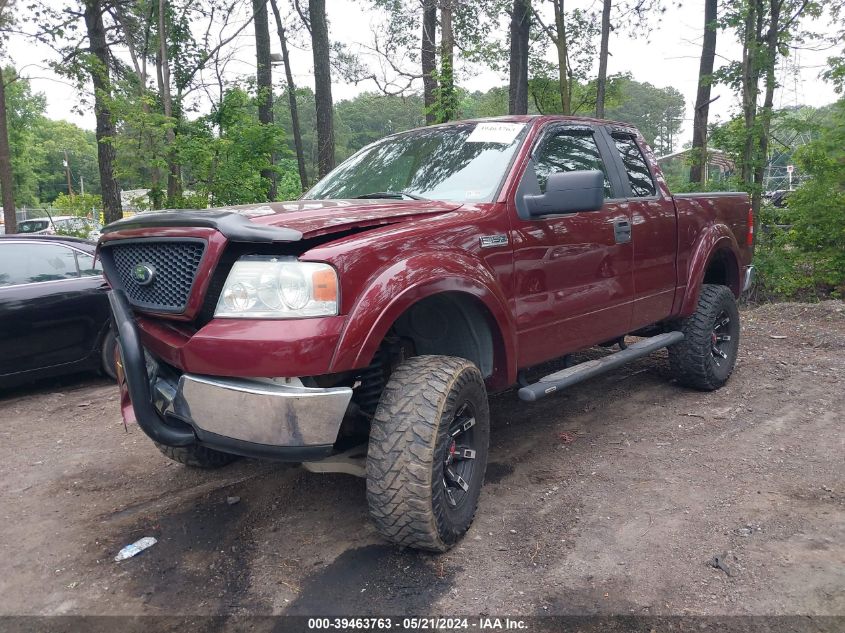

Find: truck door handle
<box><xmin>613</xmin><ymin>218</ymin><xmax>632</xmax><ymax>244</ymax></box>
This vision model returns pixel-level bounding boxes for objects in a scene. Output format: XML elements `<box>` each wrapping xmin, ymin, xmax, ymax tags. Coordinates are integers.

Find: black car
<box><xmin>0</xmin><ymin>235</ymin><xmax>117</xmax><ymax>389</ymax></box>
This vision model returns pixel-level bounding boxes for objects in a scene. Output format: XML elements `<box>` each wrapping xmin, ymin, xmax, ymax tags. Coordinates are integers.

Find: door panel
<box><xmin>0</xmin><ymin>242</ymin><xmax>108</xmax><ymax>377</ymax></box>
<box><xmin>628</xmin><ymin>198</ymin><xmax>677</xmax><ymax>328</ymax></box>
<box><xmin>610</xmin><ymin>135</ymin><xmax>678</xmax><ymax>329</ymax></box>
<box><xmin>510</xmin><ymin>127</ymin><xmax>634</xmax><ymax>368</ymax></box>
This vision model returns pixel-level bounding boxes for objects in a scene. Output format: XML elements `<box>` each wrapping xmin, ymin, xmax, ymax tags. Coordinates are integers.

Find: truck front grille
<box><xmin>105</xmin><ymin>239</ymin><xmax>206</xmax><ymax>313</ymax></box>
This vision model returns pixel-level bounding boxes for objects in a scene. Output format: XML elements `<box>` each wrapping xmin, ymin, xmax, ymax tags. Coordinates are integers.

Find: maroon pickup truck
<box><xmin>100</xmin><ymin>116</ymin><xmax>753</xmax><ymax>552</ymax></box>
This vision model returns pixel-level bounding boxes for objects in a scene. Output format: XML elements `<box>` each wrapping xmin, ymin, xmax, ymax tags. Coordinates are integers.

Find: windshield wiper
<box><xmin>354</xmin><ymin>191</ymin><xmax>429</xmax><ymax>201</ymax></box>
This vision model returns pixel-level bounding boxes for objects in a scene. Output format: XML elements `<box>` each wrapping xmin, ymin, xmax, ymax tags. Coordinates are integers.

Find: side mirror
<box><xmin>523</xmin><ymin>169</ymin><xmax>605</xmax><ymax>217</ymax></box>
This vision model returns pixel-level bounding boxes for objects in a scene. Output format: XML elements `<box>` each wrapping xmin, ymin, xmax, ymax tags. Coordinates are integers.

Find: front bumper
<box><xmin>109</xmin><ymin>289</ymin><xmax>352</xmax><ymax>461</ymax></box>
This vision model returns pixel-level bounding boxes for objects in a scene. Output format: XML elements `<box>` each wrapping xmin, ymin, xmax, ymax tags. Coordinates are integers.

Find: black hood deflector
<box><xmin>102</xmin><ymin>210</ymin><xmax>303</xmax><ymax>243</ymax></box>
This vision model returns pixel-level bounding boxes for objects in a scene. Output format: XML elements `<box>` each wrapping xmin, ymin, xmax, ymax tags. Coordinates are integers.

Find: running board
<box><xmin>517</xmin><ymin>332</ymin><xmax>684</xmax><ymax>402</ymax></box>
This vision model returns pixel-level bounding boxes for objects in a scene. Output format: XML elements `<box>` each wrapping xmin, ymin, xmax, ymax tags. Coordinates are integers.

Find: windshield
<box><xmin>306</xmin><ymin>121</ymin><xmax>527</xmax><ymax>203</ymax></box>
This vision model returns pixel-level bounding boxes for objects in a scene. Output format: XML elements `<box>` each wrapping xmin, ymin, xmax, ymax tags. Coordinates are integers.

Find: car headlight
<box><xmin>214</xmin><ymin>256</ymin><xmax>338</xmax><ymax>318</ymax></box>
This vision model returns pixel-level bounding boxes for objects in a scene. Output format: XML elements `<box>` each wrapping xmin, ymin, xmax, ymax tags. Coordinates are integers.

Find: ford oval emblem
<box><xmin>133</xmin><ymin>263</ymin><xmax>156</xmax><ymax>286</ymax></box>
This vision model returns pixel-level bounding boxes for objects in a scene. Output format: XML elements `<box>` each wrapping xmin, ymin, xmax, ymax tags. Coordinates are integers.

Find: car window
<box><xmin>533</xmin><ymin>130</ymin><xmax>612</xmax><ymax>197</ymax></box>
<box><xmin>0</xmin><ymin>243</ymin><xmax>81</xmax><ymax>286</ymax></box>
<box><xmin>18</xmin><ymin>220</ymin><xmax>49</xmax><ymax>233</ymax></box>
<box><xmin>612</xmin><ymin>135</ymin><xmax>656</xmax><ymax>197</ymax></box>
<box><xmin>76</xmin><ymin>251</ymin><xmax>103</xmax><ymax>277</ymax></box>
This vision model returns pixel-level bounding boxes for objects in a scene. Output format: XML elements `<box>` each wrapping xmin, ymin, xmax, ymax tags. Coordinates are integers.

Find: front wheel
<box><xmin>669</xmin><ymin>284</ymin><xmax>741</xmax><ymax>391</ymax></box>
<box><xmin>366</xmin><ymin>355</ymin><xmax>490</xmax><ymax>552</ymax></box>
<box><xmin>100</xmin><ymin>329</ymin><xmax>118</xmax><ymax>380</ymax></box>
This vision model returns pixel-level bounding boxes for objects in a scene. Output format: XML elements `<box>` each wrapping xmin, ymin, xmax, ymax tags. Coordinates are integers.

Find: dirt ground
<box><xmin>1</xmin><ymin>301</ymin><xmax>843</xmax><ymax>621</ymax></box>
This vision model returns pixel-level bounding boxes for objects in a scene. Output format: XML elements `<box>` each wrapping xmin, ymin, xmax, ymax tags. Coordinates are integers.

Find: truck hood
<box><xmin>101</xmin><ymin>199</ymin><xmax>463</xmax><ymax>242</ymax></box>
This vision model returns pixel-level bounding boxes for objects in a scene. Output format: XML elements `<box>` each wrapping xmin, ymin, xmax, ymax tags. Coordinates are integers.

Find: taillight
<box><xmin>747</xmin><ymin>206</ymin><xmax>754</xmax><ymax>246</ymax></box>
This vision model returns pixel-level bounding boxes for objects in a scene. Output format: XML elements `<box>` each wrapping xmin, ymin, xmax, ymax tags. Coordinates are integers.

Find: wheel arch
<box><xmin>330</xmin><ymin>254</ymin><xmax>517</xmax><ymax>390</ymax></box>
<box><xmin>680</xmin><ymin>226</ymin><xmax>742</xmax><ymax>317</ymax></box>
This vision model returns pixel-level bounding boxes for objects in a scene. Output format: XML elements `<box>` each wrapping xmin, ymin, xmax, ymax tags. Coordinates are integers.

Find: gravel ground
<box><xmin>0</xmin><ymin>301</ymin><xmax>843</xmax><ymax>622</ymax></box>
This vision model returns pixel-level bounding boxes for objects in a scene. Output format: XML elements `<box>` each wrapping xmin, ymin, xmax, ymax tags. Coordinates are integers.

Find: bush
<box><xmin>751</xmin><ymin>97</ymin><xmax>845</xmax><ymax>301</ymax></box>
<box><xmin>53</xmin><ymin>192</ymin><xmax>103</xmax><ymax>219</ymax></box>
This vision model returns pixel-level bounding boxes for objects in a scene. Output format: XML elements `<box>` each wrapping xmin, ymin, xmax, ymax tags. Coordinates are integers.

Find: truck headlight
<box><xmin>214</xmin><ymin>256</ymin><xmax>338</xmax><ymax>318</ymax></box>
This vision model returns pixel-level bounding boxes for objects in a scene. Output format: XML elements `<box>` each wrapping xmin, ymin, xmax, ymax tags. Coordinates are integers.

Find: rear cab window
<box><xmin>611</xmin><ymin>135</ymin><xmax>656</xmax><ymax>197</ymax></box>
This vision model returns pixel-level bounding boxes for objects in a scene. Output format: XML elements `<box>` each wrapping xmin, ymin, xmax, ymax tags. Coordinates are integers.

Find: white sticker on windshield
<box><xmin>466</xmin><ymin>122</ymin><xmax>524</xmax><ymax>144</ymax></box>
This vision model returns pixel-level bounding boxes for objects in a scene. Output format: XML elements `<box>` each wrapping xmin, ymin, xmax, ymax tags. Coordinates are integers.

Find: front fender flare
<box><xmin>329</xmin><ymin>252</ymin><xmax>517</xmax><ymax>389</ymax></box>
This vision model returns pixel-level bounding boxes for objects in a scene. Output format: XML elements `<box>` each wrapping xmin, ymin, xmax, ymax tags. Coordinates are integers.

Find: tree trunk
<box><xmin>740</xmin><ymin>0</ymin><xmax>764</xmax><ymax>187</ymax></box>
<box><xmin>0</xmin><ymin>67</ymin><xmax>16</xmax><ymax>234</ymax></box>
<box><xmin>508</xmin><ymin>0</ymin><xmax>530</xmax><ymax>115</ymax></box>
<box><xmin>752</xmin><ymin>0</ymin><xmax>782</xmax><ymax>230</ymax></box>
<box><xmin>689</xmin><ymin>0</ymin><xmax>717</xmax><ymax>184</ymax></box>
<box><xmin>438</xmin><ymin>1</ymin><xmax>456</xmax><ymax>123</ymax></box>
<box><xmin>113</xmin><ymin>4</ymin><xmax>162</xmax><ymax>208</ymax></box>
<box><xmin>309</xmin><ymin>0</ymin><xmax>335</xmax><ymax>178</ymax></box>
<box><xmin>253</xmin><ymin>0</ymin><xmax>276</xmax><ymax>200</ymax></box>
<box><xmin>552</xmin><ymin>0</ymin><xmax>570</xmax><ymax>115</ymax></box>
<box><xmin>595</xmin><ymin>0</ymin><xmax>612</xmax><ymax>118</ymax></box>
<box><xmin>83</xmin><ymin>0</ymin><xmax>122</xmax><ymax>224</ymax></box>
<box><xmin>270</xmin><ymin>0</ymin><xmax>308</xmax><ymax>191</ymax></box>
<box><xmin>421</xmin><ymin>0</ymin><xmax>438</xmax><ymax>124</ymax></box>
<box><xmin>157</xmin><ymin>0</ymin><xmax>181</xmax><ymax>203</ymax></box>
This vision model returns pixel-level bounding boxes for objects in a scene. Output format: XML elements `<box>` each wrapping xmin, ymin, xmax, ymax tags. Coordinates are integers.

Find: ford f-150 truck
<box><xmin>100</xmin><ymin>116</ymin><xmax>754</xmax><ymax>552</ymax></box>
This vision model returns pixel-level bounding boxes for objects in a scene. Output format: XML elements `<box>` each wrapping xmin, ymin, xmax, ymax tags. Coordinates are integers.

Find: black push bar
<box><xmin>107</xmin><ymin>289</ymin><xmax>196</xmax><ymax>447</ymax></box>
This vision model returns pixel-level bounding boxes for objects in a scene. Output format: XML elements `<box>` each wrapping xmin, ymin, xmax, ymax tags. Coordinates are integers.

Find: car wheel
<box><xmin>366</xmin><ymin>355</ymin><xmax>490</xmax><ymax>552</ymax></box>
<box><xmin>100</xmin><ymin>329</ymin><xmax>118</xmax><ymax>380</ymax></box>
<box><xmin>669</xmin><ymin>284</ymin><xmax>741</xmax><ymax>391</ymax></box>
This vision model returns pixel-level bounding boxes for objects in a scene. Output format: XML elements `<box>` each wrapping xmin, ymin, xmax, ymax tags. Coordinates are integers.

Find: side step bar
<box><xmin>517</xmin><ymin>331</ymin><xmax>684</xmax><ymax>402</ymax></box>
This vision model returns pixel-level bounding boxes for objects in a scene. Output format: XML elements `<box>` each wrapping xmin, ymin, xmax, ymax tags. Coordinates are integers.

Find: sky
<box><xmin>5</xmin><ymin>0</ymin><xmax>840</xmax><ymax>146</ymax></box>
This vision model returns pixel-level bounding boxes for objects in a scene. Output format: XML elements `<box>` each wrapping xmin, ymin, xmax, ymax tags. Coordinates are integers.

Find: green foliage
<box><xmin>274</xmin><ymin>87</ymin><xmax>317</xmax><ymax>177</ymax></box>
<box><xmin>275</xmin><ymin>89</ymin><xmax>426</xmax><ymax>183</ymax></box>
<box><xmin>336</xmin><ymin>92</ymin><xmax>425</xmax><ymax>153</ymax></box>
<box><xmin>177</xmin><ymin>86</ymin><xmax>293</xmax><ymax>206</ymax></box>
<box><xmin>430</xmin><ymin>58</ymin><xmax>459</xmax><ymax>124</ymax></box>
<box><xmin>2</xmin><ymin>67</ymin><xmax>100</xmax><ymax>206</ymax></box>
<box><xmin>53</xmin><ymin>192</ymin><xmax>103</xmax><ymax>217</ymax></box>
<box><xmin>709</xmin><ymin>116</ymin><xmax>745</xmax><ymax>164</ymax></box>
<box><xmin>275</xmin><ymin>158</ymin><xmax>304</xmax><ymax>201</ymax></box>
<box><xmin>460</xmin><ymin>87</ymin><xmax>508</xmax><ymax>119</ymax></box>
<box><xmin>112</xmin><ymin>86</ymin><xmax>171</xmax><ymax>191</ymax></box>
<box><xmin>52</xmin><ymin>220</ymin><xmax>97</xmax><ymax>239</ymax></box>
<box><xmin>605</xmin><ymin>76</ymin><xmax>685</xmax><ymax>155</ymax></box>
<box><xmin>35</xmin><ymin>119</ymin><xmax>100</xmax><ymax>201</ymax></box>
<box><xmin>754</xmin><ymin>98</ymin><xmax>845</xmax><ymax>300</ymax></box>
<box><xmin>4</xmin><ymin>67</ymin><xmax>47</xmax><ymax>206</ymax></box>
<box><xmin>664</xmin><ymin>168</ymin><xmax>742</xmax><ymax>194</ymax></box>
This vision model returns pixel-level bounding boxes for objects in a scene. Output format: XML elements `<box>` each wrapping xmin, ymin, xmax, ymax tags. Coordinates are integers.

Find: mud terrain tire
<box><xmin>366</xmin><ymin>355</ymin><xmax>490</xmax><ymax>552</ymax></box>
<box><xmin>670</xmin><ymin>284</ymin><xmax>741</xmax><ymax>391</ymax></box>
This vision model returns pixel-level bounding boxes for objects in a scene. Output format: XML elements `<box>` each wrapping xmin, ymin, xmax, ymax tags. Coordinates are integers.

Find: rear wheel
<box><xmin>669</xmin><ymin>284</ymin><xmax>741</xmax><ymax>390</ymax></box>
<box><xmin>366</xmin><ymin>355</ymin><xmax>490</xmax><ymax>552</ymax></box>
<box><xmin>154</xmin><ymin>442</ymin><xmax>240</xmax><ymax>468</ymax></box>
